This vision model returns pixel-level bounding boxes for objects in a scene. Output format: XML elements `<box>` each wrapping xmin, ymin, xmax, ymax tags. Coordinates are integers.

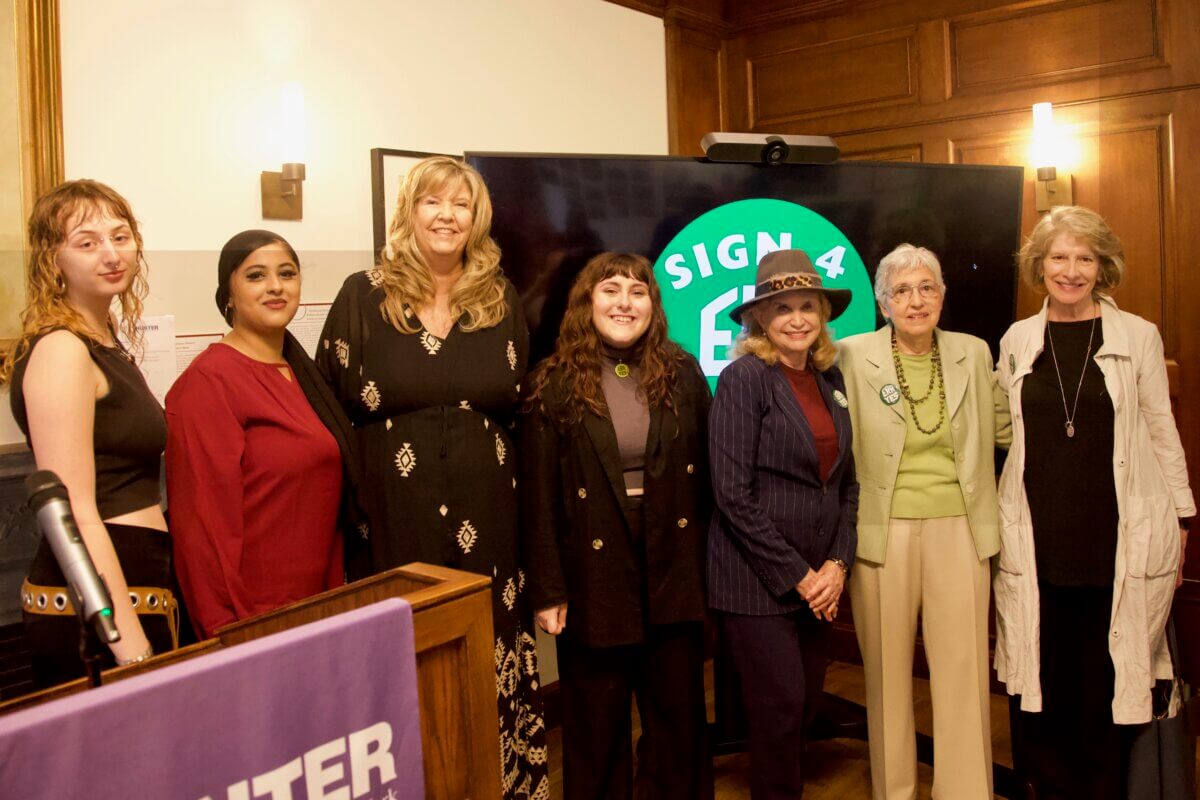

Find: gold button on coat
<box><xmin>677</xmin><ymin>518</ymin><xmax>688</xmax><ymax>528</ymax></box>
<box><xmin>578</xmin><ymin>488</ymin><xmax>587</xmax><ymax>499</ymax></box>
<box><xmin>592</xmin><ymin>538</ymin><xmax>603</xmax><ymax>550</ymax></box>
<box><xmin>686</xmin><ymin>464</ymin><xmax>695</xmax><ymax>474</ymax></box>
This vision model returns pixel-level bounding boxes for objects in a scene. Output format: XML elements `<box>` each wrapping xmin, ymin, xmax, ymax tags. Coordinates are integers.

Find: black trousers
<box><xmin>24</xmin><ymin>522</ymin><xmax>176</xmax><ymax>688</ymax></box>
<box><xmin>557</xmin><ymin>622</ymin><xmax>711</xmax><ymax>800</ymax></box>
<box><xmin>1009</xmin><ymin>583</ymin><xmax>1134</xmax><ymax>800</ymax></box>
<box><xmin>721</xmin><ymin>609</ymin><xmax>831</xmax><ymax>800</ymax></box>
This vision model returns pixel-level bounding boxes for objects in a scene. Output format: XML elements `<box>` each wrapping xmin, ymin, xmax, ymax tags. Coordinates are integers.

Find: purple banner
<box><xmin>0</xmin><ymin>599</ymin><xmax>423</xmax><ymax>800</ymax></box>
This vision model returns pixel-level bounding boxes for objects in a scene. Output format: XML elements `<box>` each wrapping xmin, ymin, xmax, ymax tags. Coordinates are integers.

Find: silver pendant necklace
<box><xmin>1045</xmin><ymin>305</ymin><xmax>1097</xmax><ymax>438</ymax></box>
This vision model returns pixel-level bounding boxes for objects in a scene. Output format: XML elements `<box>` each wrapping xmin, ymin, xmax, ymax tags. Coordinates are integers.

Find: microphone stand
<box><xmin>74</xmin><ymin>593</ymin><xmax>107</xmax><ymax>689</ymax></box>
<box><xmin>24</xmin><ymin>469</ymin><xmax>122</xmax><ymax>689</ymax></box>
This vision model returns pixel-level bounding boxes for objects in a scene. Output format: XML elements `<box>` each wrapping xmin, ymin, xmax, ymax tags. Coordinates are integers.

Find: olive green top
<box><xmin>890</xmin><ymin>352</ymin><xmax>967</xmax><ymax>519</ymax></box>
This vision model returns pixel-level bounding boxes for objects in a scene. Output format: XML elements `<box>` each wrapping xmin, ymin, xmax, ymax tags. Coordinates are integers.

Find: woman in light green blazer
<box><xmin>838</xmin><ymin>244</ymin><xmax>1010</xmax><ymax>800</ymax></box>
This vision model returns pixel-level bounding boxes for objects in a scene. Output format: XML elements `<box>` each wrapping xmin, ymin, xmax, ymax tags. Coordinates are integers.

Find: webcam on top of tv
<box><xmin>701</xmin><ymin>132</ymin><xmax>840</xmax><ymax>166</ymax></box>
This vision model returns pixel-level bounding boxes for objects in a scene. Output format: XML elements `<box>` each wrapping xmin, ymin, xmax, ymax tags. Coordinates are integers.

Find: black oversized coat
<box><xmin>520</xmin><ymin>356</ymin><xmax>712</xmax><ymax>648</ymax></box>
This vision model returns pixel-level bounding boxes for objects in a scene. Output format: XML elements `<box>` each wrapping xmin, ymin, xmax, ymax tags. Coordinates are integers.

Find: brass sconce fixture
<box><xmin>1032</xmin><ymin>102</ymin><xmax>1073</xmax><ymax>212</ymax></box>
<box><xmin>261</xmin><ymin>83</ymin><xmax>306</xmax><ymax>220</ymax></box>
<box><xmin>261</xmin><ymin>163</ymin><xmax>306</xmax><ymax>220</ymax></box>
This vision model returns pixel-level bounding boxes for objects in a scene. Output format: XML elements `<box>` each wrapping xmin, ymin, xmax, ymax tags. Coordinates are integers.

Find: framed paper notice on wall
<box><xmin>370</xmin><ymin>148</ymin><xmax>460</xmax><ymax>259</ymax></box>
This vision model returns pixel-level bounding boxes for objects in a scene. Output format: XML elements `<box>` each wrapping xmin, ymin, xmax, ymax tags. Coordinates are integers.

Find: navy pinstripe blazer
<box><xmin>707</xmin><ymin>354</ymin><xmax>859</xmax><ymax>615</ymax></box>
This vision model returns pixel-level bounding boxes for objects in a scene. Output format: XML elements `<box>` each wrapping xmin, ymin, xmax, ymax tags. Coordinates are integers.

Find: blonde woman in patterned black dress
<box><xmin>317</xmin><ymin>156</ymin><xmax>548</xmax><ymax>800</ymax></box>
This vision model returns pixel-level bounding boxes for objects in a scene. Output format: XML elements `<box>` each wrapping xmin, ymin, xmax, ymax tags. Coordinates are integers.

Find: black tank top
<box><xmin>9</xmin><ymin>329</ymin><xmax>166</xmax><ymax>519</ymax></box>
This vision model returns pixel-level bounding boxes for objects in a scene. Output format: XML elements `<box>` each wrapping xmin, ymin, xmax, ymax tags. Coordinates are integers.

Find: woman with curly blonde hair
<box><xmin>374</xmin><ymin>156</ymin><xmax>508</xmax><ymax>334</ymax></box>
<box><xmin>5</xmin><ymin>180</ymin><xmax>176</xmax><ymax>686</ymax></box>
<box><xmin>317</xmin><ymin>155</ymin><xmax>547</xmax><ymax>799</ymax></box>
<box><xmin>522</xmin><ymin>252</ymin><xmax>712</xmax><ymax>799</ymax></box>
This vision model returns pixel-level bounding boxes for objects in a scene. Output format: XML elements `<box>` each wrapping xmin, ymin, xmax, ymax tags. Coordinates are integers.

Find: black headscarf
<box><xmin>216</xmin><ymin>230</ymin><xmax>369</xmax><ymax>568</ymax></box>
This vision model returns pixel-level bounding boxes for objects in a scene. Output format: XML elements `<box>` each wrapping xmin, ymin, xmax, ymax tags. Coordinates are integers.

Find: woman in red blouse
<box><xmin>166</xmin><ymin>230</ymin><xmax>362</xmax><ymax>638</ymax></box>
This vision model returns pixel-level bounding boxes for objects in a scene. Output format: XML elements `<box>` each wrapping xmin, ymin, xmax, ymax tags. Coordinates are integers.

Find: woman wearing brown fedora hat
<box><xmin>708</xmin><ymin>248</ymin><xmax>859</xmax><ymax>799</ymax></box>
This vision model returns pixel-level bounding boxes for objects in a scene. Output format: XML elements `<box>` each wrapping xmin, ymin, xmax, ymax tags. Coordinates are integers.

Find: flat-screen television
<box><xmin>467</xmin><ymin>153</ymin><xmax>1024</xmax><ymax>387</ymax></box>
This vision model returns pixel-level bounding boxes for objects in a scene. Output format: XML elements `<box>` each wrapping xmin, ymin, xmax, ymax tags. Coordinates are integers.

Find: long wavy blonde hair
<box><xmin>377</xmin><ymin>156</ymin><xmax>507</xmax><ymax>333</ymax></box>
<box><xmin>735</xmin><ymin>291</ymin><xmax>838</xmax><ymax>371</ymax></box>
<box><xmin>1</xmin><ymin>180</ymin><xmax>148</xmax><ymax>383</ymax></box>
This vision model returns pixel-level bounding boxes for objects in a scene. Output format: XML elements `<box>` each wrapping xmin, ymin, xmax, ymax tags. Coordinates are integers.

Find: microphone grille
<box><xmin>25</xmin><ymin>470</ymin><xmax>68</xmax><ymax>505</ymax></box>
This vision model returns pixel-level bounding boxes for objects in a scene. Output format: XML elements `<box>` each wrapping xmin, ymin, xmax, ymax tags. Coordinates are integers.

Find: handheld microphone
<box><xmin>25</xmin><ymin>470</ymin><xmax>121</xmax><ymax>644</ymax></box>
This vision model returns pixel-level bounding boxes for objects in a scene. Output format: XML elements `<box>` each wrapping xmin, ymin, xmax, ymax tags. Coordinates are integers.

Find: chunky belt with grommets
<box><xmin>21</xmin><ymin>578</ymin><xmax>180</xmax><ymax>651</ymax></box>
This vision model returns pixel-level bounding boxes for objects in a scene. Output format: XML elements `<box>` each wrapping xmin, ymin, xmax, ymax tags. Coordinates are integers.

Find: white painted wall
<box><xmin>22</xmin><ymin>0</ymin><xmax>669</xmax><ymax>679</ymax></box>
<box><xmin>61</xmin><ymin>0</ymin><xmax>667</xmax><ymax>330</ymax></box>
<box><xmin>2</xmin><ymin>0</ymin><xmax>666</xmax><ymax>454</ymax></box>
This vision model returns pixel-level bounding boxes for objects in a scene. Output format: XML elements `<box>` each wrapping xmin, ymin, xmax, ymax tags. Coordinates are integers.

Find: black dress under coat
<box><xmin>520</xmin><ymin>355</ymin><xmax>712</xmax><ymax>649</ymax></box>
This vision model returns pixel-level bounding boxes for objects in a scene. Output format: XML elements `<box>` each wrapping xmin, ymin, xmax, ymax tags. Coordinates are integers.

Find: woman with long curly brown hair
<box><xmin>4</xmin><ymin>180</ymin><xmax>176</xmax><ymax>686</ymax></box>
<box><xmin>317</xmin><ymin>155</ymin><xmax>547</xmax><ymax>799</ymax></box>
<box><xmin>522</xmin><ymin>252</ymin><xmax>713</xmax><ymax>800</ymax></box>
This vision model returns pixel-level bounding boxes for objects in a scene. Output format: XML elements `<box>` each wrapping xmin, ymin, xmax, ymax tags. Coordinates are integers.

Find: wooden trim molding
<box><xmin>726</xmin><ymin>0</ymin><xmax>862</xmax><ymax>34</ymax></box>
<box><xmin>838</xmin><ymin>142</ymin><xmax>924</xmax><ymax>162</ymax></box>
<box><xmin>600</xmin><ymin>0</ymin><xmax>666</xmax><ymax>17</ymax></box>
<box><xmin>663</xmin><ymin>6</ymin><xmax>728</xmax><ymax>34</ymax></box>
<box><xmin>664</xmin><ymin>19</ymin><xmax>726</xmax><ymax>155</ymax></box>
<box><xmin>15</xmin><ymin>0</ymin><xmax>64</xmax><ymax>212</ymax></box>
<box><xmin>747</xmin><ymin>26</ymin><xmax>920</xmax><ymax>128</ymax></box>
<box><xmin>947</xmin><ymin>0</ymin><xmax>1166</xmax><ymax>98</ymax></box>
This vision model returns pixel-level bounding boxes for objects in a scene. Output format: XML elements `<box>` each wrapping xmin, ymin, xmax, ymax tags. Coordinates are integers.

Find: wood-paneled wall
<box><xmin>610</xmin><ymin>0</ymin><xmax>1200</xmax><ymax>665</ymax></box>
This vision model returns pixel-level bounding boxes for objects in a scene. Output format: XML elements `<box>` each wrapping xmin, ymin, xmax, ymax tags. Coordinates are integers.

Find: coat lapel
<box><xmin>1012</xmin><ymin>301</ymin><xmax>1048</xmax><ymax>382</ymax></box>
<box><xmin>770</xmin><ymin>364</ymin><xmax>853</xmax><ymax>482</ymax></box>
<box><xmin>813</xmin><ymin>368</ymin><xmax>852</xmax><ymax>477</ymax></box>
<box><xmin>769</xmin><ymin>367</ymin><xmax>818</xmax><ymax>450</ymax></box>
<box><xmin>862</xmin><ymin>326</ymin><xmax>905</xmax><ymax>421</ymax></box>
<box><xmin>1093</xmin><ymin>295</ymin><xmax>1128</xmax><ymax>413</ymax></box>
<box><xmin>938</xmin><ymin>330</ymin><xmax>969</xmax><ymax>420</ymax></box>
<box><xmin>582</xmin><ymin>412</ymin><xmax>633</xmax><ymax>518</ymax></box>
<box><xmin>643</xmin><ymin>402</ymin><xmax>666</xmax><ymax>473</ymax></box>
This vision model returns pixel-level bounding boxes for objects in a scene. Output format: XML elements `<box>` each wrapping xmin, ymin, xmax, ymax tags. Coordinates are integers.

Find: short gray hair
<box><xmin>874</xmin><ymin>243</ymin><xmax>946</xmax><ymax>304</ymax></box>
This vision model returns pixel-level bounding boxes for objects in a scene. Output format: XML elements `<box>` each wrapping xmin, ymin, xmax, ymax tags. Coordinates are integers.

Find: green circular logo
<box><xmin>653</xmin><ymin>198</ymin><xmax>875</xmax><ymax>390</ymax></box>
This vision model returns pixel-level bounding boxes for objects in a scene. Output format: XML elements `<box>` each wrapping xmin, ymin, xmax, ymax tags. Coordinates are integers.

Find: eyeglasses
<box><xmin>888</xmin><ymin>281</ymin><xmax>942</xmax><ymax>302</ymax></box>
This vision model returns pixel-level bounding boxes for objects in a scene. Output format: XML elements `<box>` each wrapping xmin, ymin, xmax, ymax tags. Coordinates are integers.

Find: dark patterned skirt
<box><xmin>357</xmin><ymin>409</ymin><xmax>549</xmax><ymax>800</ymax></box>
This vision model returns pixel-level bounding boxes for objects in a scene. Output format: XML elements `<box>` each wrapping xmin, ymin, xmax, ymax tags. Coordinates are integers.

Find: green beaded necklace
<box><xmin>890</xmin><ymin>329</ymin><xmax>947</xmax><ymax>435</ymax></box>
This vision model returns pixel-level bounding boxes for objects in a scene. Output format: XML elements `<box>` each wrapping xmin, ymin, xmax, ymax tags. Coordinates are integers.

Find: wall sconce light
<box><xmin>262</xmin><ymin>84</ymin><xmax>306</xmax><ymax>220</ymax></box>
<box><xmin>261</xmin><ymin>163</ymin><xmax>305</xmax><ymax>220</ymax></box>
<box><xmin>1032</xmin><ymin>102</ymin><xmax>1073</xmax><ymax>212</ymax></box>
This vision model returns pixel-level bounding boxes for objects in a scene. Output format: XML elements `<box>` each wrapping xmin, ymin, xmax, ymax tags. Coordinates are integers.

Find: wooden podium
<box><xmin>0</xmin><ymin>563</ymin><xmax>502</xmax><ymax>800</ymax></box>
